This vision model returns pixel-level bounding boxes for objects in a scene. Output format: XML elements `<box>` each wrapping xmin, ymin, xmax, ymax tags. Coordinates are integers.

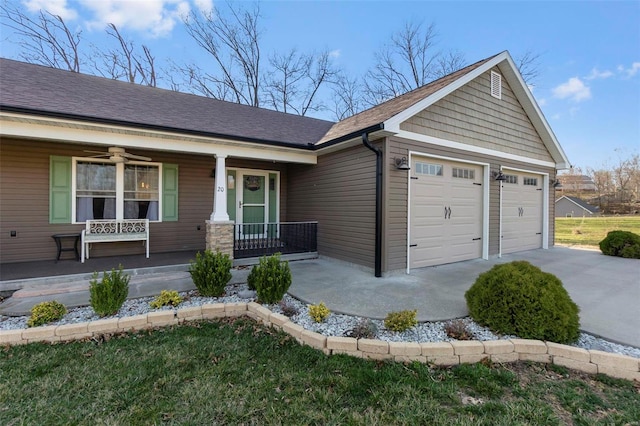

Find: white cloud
<box><xmin>23</xmin><ymin>0</ymin><xmax>78</xmax><ymax>20</ymax></box>
<box><xmin>537</xmin><ymin>98</ymin><xmax>547</xmax><ymax>107</ymax></box>
<box><xmin>78</xmin><ymin>0</ymin><xmax>192</xmax><ymax>38</ymax></box>
<box><xmin>329</xmin><ymin>49</ymin><xmax>341</xmax><ymax>59</ymax></box>
<box><xmin>552</xmin><ymin>77</ymin><xmax>591</xmax><ymax>102</ymax></box>
<box><xmin>193</xmin><ymin>0</ymin><xmax>213</xmax><ymax>14</ymax></box>
<box><xmin>585</xmin><ymin>68</ymin><xmax>613</xmax><ymax>80</ymax></box>
<box><xmin>624</xmin><ymin>62</ymin><xmax>640</xmax><ymax>77</ymax></box>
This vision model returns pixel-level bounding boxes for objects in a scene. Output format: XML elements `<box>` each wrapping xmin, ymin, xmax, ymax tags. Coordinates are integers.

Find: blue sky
<box><xmin>1</xmin><ymin>0</ymin><xmax>638</xmax><ymax>171</ymax></box>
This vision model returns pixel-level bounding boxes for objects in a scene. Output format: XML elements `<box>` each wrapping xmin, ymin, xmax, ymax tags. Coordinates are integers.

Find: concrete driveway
<box><xmin>289</xmin><ymin>247</ymin><xmax>640</xmax><ymax>348</ymax></box>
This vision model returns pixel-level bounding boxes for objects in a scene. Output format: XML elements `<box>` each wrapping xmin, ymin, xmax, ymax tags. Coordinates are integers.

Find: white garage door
<box><xmin>501</xmin><ymin>170</ymin><xmax>544</xmax><ymax>254</ymax></box>
<box><xmin>410</xmin><ymin>157</ymin><xmax>483</xmax><ymax>268</ymax></box>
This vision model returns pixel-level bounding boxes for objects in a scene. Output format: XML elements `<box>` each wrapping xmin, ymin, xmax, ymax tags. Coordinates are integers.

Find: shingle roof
<box><xmin>316</xmin><ymin>55</ymin><xmax>497</xmax><ymax>144</ymax></box>
<box><xmin>558</xmin><ymin>196</ymin><xmax>600</xmax><ymax>213</ymax></box>
<box><xmin>0</xmin><ymin>58</ymin><xmax>334</xmax><ymax>147</ymax></box>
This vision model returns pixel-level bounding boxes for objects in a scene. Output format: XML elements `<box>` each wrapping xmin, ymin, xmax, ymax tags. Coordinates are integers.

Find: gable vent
<box><xmin>490</xmin><ymin>71</ymin><xmax>502</xmax><ymax>99</ymax></box>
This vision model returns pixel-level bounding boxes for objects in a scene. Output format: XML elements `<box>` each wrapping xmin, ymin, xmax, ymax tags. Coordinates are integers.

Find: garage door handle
<box><xmin>444</xmin><ymin>207</ymin><xmax>451</xmax><ymax>219</ymax></box>
<box><xmin>410</xmin><ymin>244</ymin><xmax>417</xmax><ymax>247</ymax></box>
<box><xmin>472</xmin><ymin>238</ymin><xmax>481</xmax><ymax>241</ymax></box>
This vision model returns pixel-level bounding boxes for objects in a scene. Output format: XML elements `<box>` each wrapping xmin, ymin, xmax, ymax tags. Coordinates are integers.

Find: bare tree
<box><xmin>181</xmin><ymin>2</ymin><xmax>261</xmax><ymax>106</ymax></box>
<box><xmin>362</xmin><ymin>21</ymin><xmax>466</xmax><ymax>106</ymax></box>
<box><xmin>90</xmin><ymin>24</ymin><xmax>157</xmax><ymax>86</ymax></box>
<box><xmin>0</xmin><ymin>3</ymin><xmax>81</xmax><ymax>72</ymax></box>
<box><xmin>514</xmin><ymin>49</ymin><xmax>542</xmax><ymax>87</ymax></box>
<box><xmin>330</xmin><ymin>72</ymin><xmax>365</xmax><ymax>120</ymax></box>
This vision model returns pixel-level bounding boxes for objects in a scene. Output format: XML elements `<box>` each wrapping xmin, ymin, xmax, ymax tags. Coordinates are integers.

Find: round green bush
<box><xmin>464</xmin><ymin>261</ymin><xmax>580</xmax><ymax>344</ymax></box>
<box><xmin>27</xmin><ymin>300</ymin><xmax>67</xmax><ymax>327</ymax></box>
<box><xmin>189</xmin><ymin>250</ymin><xmax>232</xmax><ymax>297</ymax></box>
<box><xmin>599</xmin><ymin>230</ymin><xmax>640</xmax><ymax>259</ymax></box>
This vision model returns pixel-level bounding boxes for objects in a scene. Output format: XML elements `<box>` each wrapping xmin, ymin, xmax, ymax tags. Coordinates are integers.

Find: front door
<box><xmin>238</xmin><ymin>171</ymin><xmax>269</xmax><ymax>237</ymax></box>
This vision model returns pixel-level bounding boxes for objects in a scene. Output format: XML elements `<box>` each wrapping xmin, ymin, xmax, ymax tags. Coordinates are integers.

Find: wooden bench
<box><xmin>81</xmin><ymin>219</ymin><xmax>149</xmax><ymax>263</ymax></box>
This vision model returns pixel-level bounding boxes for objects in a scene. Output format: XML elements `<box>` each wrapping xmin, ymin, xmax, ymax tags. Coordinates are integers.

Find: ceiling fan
<box><xmin>84</xmin><ymin>146</ymin><xmax>152</xmax><ymax>163</ymax></box>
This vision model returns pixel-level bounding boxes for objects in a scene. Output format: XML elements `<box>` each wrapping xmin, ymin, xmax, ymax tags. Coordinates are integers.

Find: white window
<box><xmin>491</xmin><ymin>71</ymin><xmax>502</xmax><ymax>99</ymax></box>
<box><xmin>415</xmin><ymin>162</ymin><xmax>443</xmax><ymax>176</ymax></box>
<box><xmin>524</xmin><ymin>177</ymin><xmax>538</xmax><ymax>186</ymax></box>
<box><xmin>452</xmin><ymin>167</ymin><xmax>475</xmax><ymax>179</ymax></box>
<box><xmin>504</xmin><ymin>174</ymin><xmax>518</xmax><ymax>184</ymax></box>
<box><xmin>74</xmin><ymin>159</ymin><xmax>160</xmax><ymax>222</ymax></box>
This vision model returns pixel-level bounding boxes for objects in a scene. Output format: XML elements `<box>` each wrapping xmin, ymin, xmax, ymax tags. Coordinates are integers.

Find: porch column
<box><xmin>211</xmin><ymin>154</ymin><xmax>230</xmax><ymax>222</ymax></box>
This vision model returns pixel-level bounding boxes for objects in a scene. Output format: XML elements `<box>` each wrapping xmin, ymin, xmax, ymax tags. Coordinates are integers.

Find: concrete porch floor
<box><xmin>1</xmin><ymin>247</ymin><xmax>638</xmax><ymax>348</ymax></box>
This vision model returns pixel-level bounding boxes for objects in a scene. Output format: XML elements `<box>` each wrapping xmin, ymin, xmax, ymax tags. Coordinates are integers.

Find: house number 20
<box><xmin>217</xmin><ymin>186</ymin><xmax>225</xmax><ymax>192</ymax></box>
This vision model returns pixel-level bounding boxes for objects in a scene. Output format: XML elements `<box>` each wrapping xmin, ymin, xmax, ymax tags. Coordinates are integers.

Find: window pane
<box><xmin>76</xmin><ymin>162</ymin><xmax>116</xmax><ymax>221</ymax></box>
<box><xmin>124</xmin><ymin>164</ymin><xmax>159</xmax><ymax>219</ymax></box>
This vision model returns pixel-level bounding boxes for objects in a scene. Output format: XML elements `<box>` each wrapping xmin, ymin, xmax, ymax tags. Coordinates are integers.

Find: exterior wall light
<box><xmin>493</xmin><ymin>170</ymin><xmax>507</xmax><ymax>181</ymax></box>
<box><xmin>552</xmin><ymin>179</ymin><xmax>562</xmax><ymax>188</ymax></box>
<box><xmin>394</xmin><ymin>157</ymin><xmax>411</xmax><ymax>170</ymax></box>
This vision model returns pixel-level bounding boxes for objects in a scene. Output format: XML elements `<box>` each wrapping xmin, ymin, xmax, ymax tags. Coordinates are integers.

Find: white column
<box><xmin>211</xmin><ymin>155</ymin><xmax>230</xmax><ymax>222</ymax></box>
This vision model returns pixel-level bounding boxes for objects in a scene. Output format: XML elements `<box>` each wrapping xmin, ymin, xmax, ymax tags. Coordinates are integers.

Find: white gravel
<box><xmin>1</xmin><ymin>283</ymin><xmax>638</xmax><ymax>359</ymax></box>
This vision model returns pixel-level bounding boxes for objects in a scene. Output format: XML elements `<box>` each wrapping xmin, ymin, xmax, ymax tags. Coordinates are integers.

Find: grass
<box><xmin>2</xmin><ymin>319</ymin><xmax>639</xmax><ymax>425</ymax></box>
<box><xmin>555</xmin><ymin>216</ymin><xmax>640</xmax><ymax>247</ymax></box>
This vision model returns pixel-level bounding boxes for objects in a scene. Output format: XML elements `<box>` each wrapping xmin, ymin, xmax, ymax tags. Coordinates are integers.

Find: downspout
<box><xmin>362</xmin><ymin>133</ymin><xmax>382</xmax><ymax>277</ymax></box>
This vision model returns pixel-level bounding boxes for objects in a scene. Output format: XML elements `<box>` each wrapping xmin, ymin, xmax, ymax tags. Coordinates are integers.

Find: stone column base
<box><xmin>205</xmin><ymin>220</ymin><xmax>234</xmax><ymax>259</ymax></box>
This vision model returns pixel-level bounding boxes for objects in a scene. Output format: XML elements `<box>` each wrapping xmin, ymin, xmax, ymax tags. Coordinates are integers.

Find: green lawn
<box><xmin>1</xmin><ymin>319</ymin><xmax>638</xmax><ymax>425</ymax></box>
<box><xmin>555</xmin><ymin>216</ymin><xmax>640</xmax><ymax>247</ymax></box>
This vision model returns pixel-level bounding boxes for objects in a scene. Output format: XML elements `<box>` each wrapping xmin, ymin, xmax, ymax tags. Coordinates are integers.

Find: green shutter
<box><xmin>162</xmin><ymin>164</ymin><xmax>179</xmax><ymax>221</ymax></box>
<box><xmin>269</xmin><ymin>173</ymin><xmax>277</xmax><ymax>223</ymax></box>
<box><xmin>227</xmin><ymin>170</ymin><xmax>236</xmax><ymax>222</ymax></box>
<box><xmin>50</xmin><ymin>156</ymin><xmax>72</xmax><ymax>223</ymax></box>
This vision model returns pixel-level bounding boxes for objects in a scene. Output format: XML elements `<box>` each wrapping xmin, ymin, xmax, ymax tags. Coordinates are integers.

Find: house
<box><xmin>555</xmin><ymin>196</ymin><xmax>600</xmax><ymax>217</ymax></box>
<box><xmin>0</xmin><ymin>51</ymin><xmax>569</xmax><ymax>277</ymax></box>
<box><xmin>557</xmin><ymin>174</ymin><xmax>597</xmax><ymax>192</ymax></box>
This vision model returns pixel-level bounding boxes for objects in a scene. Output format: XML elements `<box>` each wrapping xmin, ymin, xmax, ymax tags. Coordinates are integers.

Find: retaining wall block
<box><xmin>201</xmin><ymin>303</ymin><xmax>226</xmax><ymax>319</ymax></box>
<box><xmin>0</xmin><ymin>329</ymin><xmax>24</xmax><ymax>344</ymax></box>
<box><xmin>224</xmin><ymin>302</ymin><xmax>248</xmax><ymax>317</ymax></box>
<box><xmin>394</xmin><ymin>355</ymin><xmax>427</xmax><ymax>363</ymax></box>
<box><xmin>301</xmin><ymin>330</ymin><xmax>326</xmax><ymax>350</ymax></box>
<box><xmin>176</xmin><ymin>307</ymin><xmax>203</xmax><ymax>322</ymax></box>
<box><xmin>519</xmin><ymin>353</ymin><xmax>552</xmax><ymax>363</ymax></box>
<box><xmin>22</xmin><ymin>325</ymin><xmax>57</xmax><ymax>341</ymax></box>
<box><xmin>31</xmin><ymin>336</ymin><xmax>61</xmax><ymax>344</ymax></box>
<box><xmin>482</xmin><ymin>340</ymin><xmax>515</xmax><ymax>355</ymax></box>
<box><xmin>88</xmin><ymin>318</ymin><xmax>120</xmax><ymax>334</ymax></box>
<box><xmin>553</xmin><ymin>356</ymin><xmax>598</xmax><ymax>375</ymax></box>
<box><xmin>281</xmin><ymin>321</ymin><xmax>304</xmax><ymax>343</ymax></box>
<box><xmin>490</xmin><ymin>353</ymin><xmax>520</xmax><ymax>363</ymax></box>
<box><xmin>147</xmin><ymin>311</ymin><xmax>178</xmax><ymax>327</ymax></box>
<box><xmin>597</xmin><ymin>365</ymin><xmax>640</xmax><ymax>382</ymax></box>
<box><xmin>269</xmin><ymin>313</ymin><xmax>289</xmax><ymax>328</ymax></box>
<box><xmin>460</xmin><ymin>354</ymin><xmax>490</xmax><ymax>365</ymax></box>
<box><xmin>327</xmin><ymin>336</ymin><xmax>358</xmax><ymax>352</ymax></box>
<box><xmin>546</xmin><ymin>342</ymin><xmax>590</xmax><ymax>363</ymax></box>
<box><xmin>427</xmin><ymin>356</ymin><xmax>460</xmax><ymax>366</ymax></box>
<box><xmin>451</xmin><ymin>340</ymin><xmax>485</xmax><ymax>355</ymax></box>
<box><xmin>55</xmin><ymin>323</ymin><xmax>88</xmax><ymax>337</ymax></box>
<box><xmin>255</xmin><ymin>306</ymin><xmax>273</xmax><ymax>324</ymax></box>
<box><xmin>118</xmin><ymin>314</ymin><xmax>149</xmax><ymax>331</ymax></box>
<box><xmin>358</xmin><ymin>338</ymin><xmax>389</xmax><ymax>355</ymax></box>
<box><xmin>247</xmin><ymin>302</ymin><xmax>262</xmax><ymax>313</ymax></box>
<box><xmin>510</xmin><ymin>339</ymin><xmax>548</xmax><ymax>354</ymax></box>
<box><xmin>589</xmin><ymin>350</ymin><xmax>639</xmax><ymax>372</ymax></box>
<box><xmin>389</xmin><ymin>341</ymin><xmax>422</xmax><ymax>356</ymax></box>
<box><xmin>421</xmin><ymin>342</ymin><xmax>454</xmax><ymax>357</ymax></box>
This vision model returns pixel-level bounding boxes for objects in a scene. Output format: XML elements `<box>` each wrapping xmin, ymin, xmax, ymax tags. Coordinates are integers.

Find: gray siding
<box><xmin>400</xmin><ymin>68</ymin><xmax>553</xmax><ymax>163</ymax></box>
<box><xmin>287</xmin><ymin>143</ymin><xmax>377</xmax><ymax>269</ymax></box>
<box><xmin>555</xmin><ymin>198</ymin><xmax>596</xmax><ymax>218</ymax></box>
<box><xmin>386</xmin><ymin>136</ymin><xmax>555</xmax><ymax>271</ymax></box>
<box><xmin>0</xmin><ymin>138</ymin><xmax>288</xmax><ymax>263</ymax></box>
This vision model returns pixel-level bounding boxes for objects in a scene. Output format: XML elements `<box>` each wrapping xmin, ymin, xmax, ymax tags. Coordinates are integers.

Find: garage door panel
<box><xmin>501</xmin><ymin>170</ymin><xmax>544</xmax><ymax>254</ymax></box>
<box><xmin>410</xmin><ymin>156</ymin><xmax>484</xmax><ymax>269</ymax></box>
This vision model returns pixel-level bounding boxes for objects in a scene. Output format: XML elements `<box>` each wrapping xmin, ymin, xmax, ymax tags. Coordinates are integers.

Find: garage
<box><xmin>409</xmin><ymin>156</ymin><xmax>484</xmax><ymax>268</ymax></box>
<box><xmin>501</xmin><ymin>169</ymin><xmax>544</xmax><ymax>254</ymax></box>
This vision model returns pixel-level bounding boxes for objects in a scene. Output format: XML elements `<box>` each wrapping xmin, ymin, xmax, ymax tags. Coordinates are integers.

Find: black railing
<box><xmin>233</xmin><ymin>222</ymin><xmax>317</xmax><ymax>259</ymax></box>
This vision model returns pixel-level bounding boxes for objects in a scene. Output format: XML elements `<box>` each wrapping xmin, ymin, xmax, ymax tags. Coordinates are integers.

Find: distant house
<box><xmin>557</xmin><ymin>174</ymin><xmax>596</xmax><ymax>192</ymax></box>
<box><xmin>555</xmin><ymin>196</ymin><xmax>600</xmax><ymax>217</ymax></box>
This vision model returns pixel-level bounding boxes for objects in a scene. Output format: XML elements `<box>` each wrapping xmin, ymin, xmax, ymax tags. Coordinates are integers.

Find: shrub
<box><xmin>150</xmin><ymin>290</ymin><xmax>183</xmax><ymax>309</ymax></box>
<box><xmin>465</xmin><ymin>261</ymin><xmax>580</xmax><ymax>344</ymax></box>
<box><xmin>384</xmin><ymin>310</ymin><xmax>417</xmax><ymax>332</ymax></box>
<box><xmin>251</xmin><ymin>253</ymin><xmax>292</xmax><ymax>304</ymax></box>
<box><xmin>278</xmin><ymin>300</ymin><xmax>299</xmax><ymax>317</ymax></box>
<box><xmin>90</xmin><ymin>266</ymin><xmax>129</xmax><ymax>317</ymax></box>
<box><xmin>189</xmin><ymin>250</ymin><xmax>232</xmax><ymax>297</ymax></box>
<box><xmin>308</xmin><ymin>302</ymin><xmax>330</xmax><ymax>323</ymax></box>
<box><xmin>27</xmin><ymin>301</ymin><xmax>67</xmax><ymax>327</ymax></box>
<box><xmin>444</xmin><ymin>320</ymin><xmax>474</xmax><ymax>340</ymax></box>
<box><xmin>346</xmin><ymin>318</ymin><xmax>378</xmax><ymax>339</ymax></box>
<box><xmin>247</xmin><ymin>265</ymin><xmax>259</xmax><ymax>291</ymax></box>
<box><xmin>599</xmin><ymin>230</ymin><xmax>640</xmax><ymax>259</ymax></box>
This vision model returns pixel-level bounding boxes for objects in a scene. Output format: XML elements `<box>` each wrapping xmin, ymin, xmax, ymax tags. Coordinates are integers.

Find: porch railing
<box><xmin>233</xmin><ymin>221</ymin><xmax>317</xmax><ymax>259</ymax></box>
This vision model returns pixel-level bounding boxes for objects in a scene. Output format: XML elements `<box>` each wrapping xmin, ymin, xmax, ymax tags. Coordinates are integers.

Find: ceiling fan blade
<box><xmin>122</xmin><ymin>153</ymin><xmax>152</xmax><ymax>161</ymax></box>
<box><xmin>84</xmin><ymin>150</ymin><xmax>109</xmax><ymax>155</ymax></box>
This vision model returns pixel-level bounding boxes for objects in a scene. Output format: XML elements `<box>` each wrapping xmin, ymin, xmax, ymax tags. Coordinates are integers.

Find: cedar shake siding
<box><xmin>287</xmin><ymin>143</ymin><xmax>378</xmax><ymax>269</ymax></box>
<box><xmin>0</xmin><ymin>138</ymin><xmax>289</xmax><ymax>263</ymax></box>
<box><xmin>386</xmin><ymin>135</ymin><xmax>555</xmax><ymax>272</ymax></box>
<box><xmin>400</xmin><ymin>68</ymin><xmax>553</xmax><ymax>163</ymax></box>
